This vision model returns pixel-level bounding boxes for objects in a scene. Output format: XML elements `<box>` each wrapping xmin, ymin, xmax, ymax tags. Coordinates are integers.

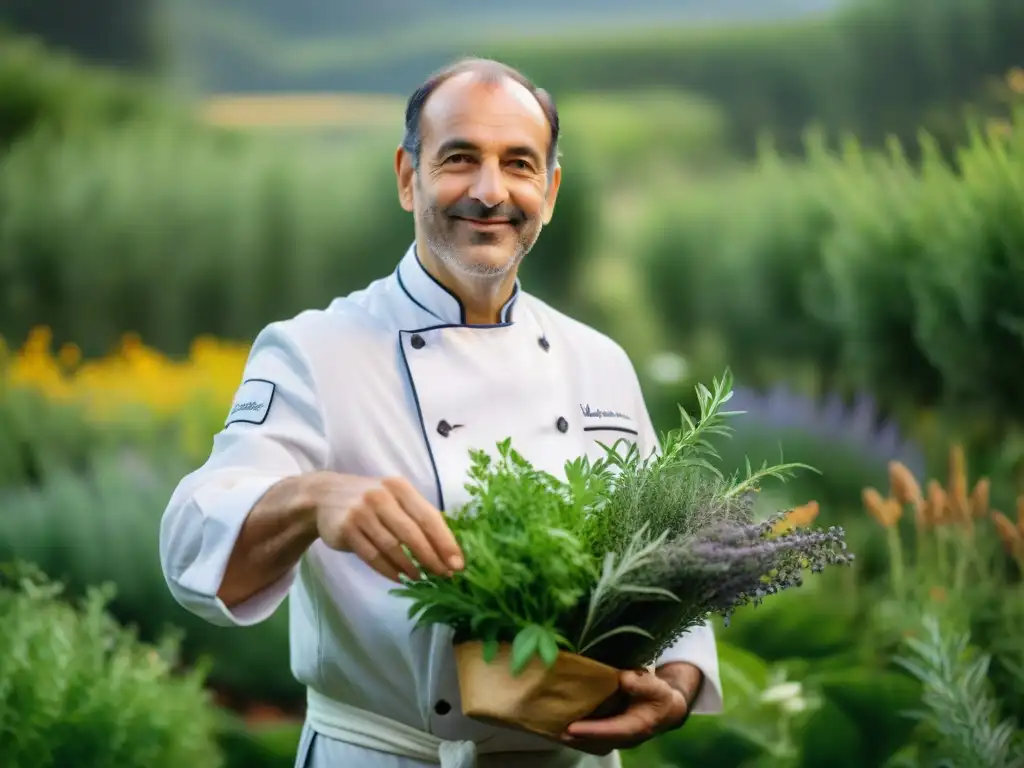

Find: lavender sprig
<box><xmin>581</xmin><ymin>514</ymin><xmax>853</xmax><ymax>669</ymax></box>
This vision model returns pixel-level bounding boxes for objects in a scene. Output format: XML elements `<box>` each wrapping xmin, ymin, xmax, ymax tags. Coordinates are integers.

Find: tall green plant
<box><xmin>0</xmin><ymin>452</ymin><xmax>299</xmax><ymax>707</ymax></box>
<box><xmin>643</xmin><ymin>100</ymin><xmax>1024</xmax><ymax>432</ymax></box>
<box><xmin>905</xmin><ymin>109</ymin><xmax>1024</xmax><ymax>425</ymax></box>
<box><xmin>640</xmin><ymin>155</ymin><xmax>843</xmax><ymax>391</ymax></box>
<box><xmin>894</xmin><ymin>615</ymin><xmax>1024</xmax><ymax>768</ymax></box>
<box><xmin>0</xmin><ymin>120</ymin><xmax>597</xmax><ymax>356</ymax></box>
<box><xmin>859</xmin><ymin>446</ymin><xmax>1024</xmax><ymax>727</ymax></box>
<box><xmin>0</xmin><ymin>562</ymin><xmax>222</xmax><ymax>768</ymax></box>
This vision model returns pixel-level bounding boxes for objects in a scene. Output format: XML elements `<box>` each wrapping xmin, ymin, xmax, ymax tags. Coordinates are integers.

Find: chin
<box><xmin>447</xmin><ymin>246</ymin><xmax>516</xmax><ymax>278</ymax></box>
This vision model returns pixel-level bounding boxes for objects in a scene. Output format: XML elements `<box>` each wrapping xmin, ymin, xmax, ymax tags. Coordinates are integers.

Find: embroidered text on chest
<box><xmin>580</xmin><ymin>404</ymin><xmax>632</xmax><ymax>420</ymax></box>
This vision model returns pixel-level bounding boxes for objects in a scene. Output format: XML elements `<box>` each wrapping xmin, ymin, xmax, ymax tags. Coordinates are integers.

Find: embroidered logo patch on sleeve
<box><xmin>225</xmin><ymin>378</ymin><xmax>276</xmax><ymax>426</ymax></box>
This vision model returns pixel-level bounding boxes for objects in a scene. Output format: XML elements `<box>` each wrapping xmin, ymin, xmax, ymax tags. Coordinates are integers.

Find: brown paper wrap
<box><xmin>454</xmin><ymin>640</ymin><xmax>624</xmax><ymax>739</ymax></box>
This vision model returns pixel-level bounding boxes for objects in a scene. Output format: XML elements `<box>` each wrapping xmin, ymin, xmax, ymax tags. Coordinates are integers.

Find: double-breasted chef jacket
<box><xmin>159</xmin><ymin>244</ymin><xmax>723</xmax><ymax>768</ymax></box>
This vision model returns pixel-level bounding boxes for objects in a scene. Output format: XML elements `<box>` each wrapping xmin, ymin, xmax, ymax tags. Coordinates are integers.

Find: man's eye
<box><xmin>446</xmin><ymin>154</ymin><xmax>473</xmax><ymax>164</ymax></box>
<box><xmin>510</xmin><ymin>159</ymin><xmax>534</xmax><ymax>171</ymax></box>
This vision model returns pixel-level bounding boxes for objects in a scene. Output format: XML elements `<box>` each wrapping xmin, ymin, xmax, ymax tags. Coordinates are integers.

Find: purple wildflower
<box><xmin>727</xmin><ymin>383</ymin><xmax>926</xmax><ymax>477</ymax></box>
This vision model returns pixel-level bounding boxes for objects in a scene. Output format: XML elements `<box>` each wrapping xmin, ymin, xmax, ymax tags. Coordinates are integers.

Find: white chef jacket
<box><xmin>159</xmin><ymin>244</ymin><xmax>723</xmax><ymax>768</ymax></box>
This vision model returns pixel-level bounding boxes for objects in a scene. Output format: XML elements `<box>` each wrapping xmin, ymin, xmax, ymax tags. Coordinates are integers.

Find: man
<box><xmin>159</xmin><ymin>57</ymin><xmax>722</xmax><ymax>768</ymax></box>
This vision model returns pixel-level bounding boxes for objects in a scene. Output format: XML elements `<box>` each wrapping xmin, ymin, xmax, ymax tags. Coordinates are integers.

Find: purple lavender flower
<box><xmin>582</xmin><ymin>502</ymin><xmax>854</xmax><ymax>669</ymax></box>
<box><xmin>727</xmin><ymin>383</ymin><xmax>926</xmax><ymax>477</ymax></box>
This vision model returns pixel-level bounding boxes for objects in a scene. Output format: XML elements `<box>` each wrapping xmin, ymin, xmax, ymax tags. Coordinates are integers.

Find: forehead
<box><xmin>420</xmin><ymin>72</ymin><xmax>551</xmax><ymax>155</ymax></box>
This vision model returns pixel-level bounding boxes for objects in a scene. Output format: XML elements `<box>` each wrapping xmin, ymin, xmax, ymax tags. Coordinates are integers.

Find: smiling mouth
<box><xmin>453</xmin><ymin>216</ymin><xmax>514</xmax><ymax>228</ymax></box>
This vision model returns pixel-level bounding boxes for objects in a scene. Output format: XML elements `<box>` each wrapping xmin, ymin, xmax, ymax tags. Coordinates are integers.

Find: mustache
<box><xmin>445</xmin><ymin>198</ymin><xmax>526</xmax><ymax>225</ymax></box>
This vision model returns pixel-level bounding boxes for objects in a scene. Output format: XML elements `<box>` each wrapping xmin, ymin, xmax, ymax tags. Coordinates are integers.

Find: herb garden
<box><xmin>2</xmin><ymin>14</ymin><xmax>1024</xmax><ymax>768</ymax></box>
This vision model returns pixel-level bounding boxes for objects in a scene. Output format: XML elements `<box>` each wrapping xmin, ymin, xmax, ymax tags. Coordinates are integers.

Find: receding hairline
<box><xmin>401</xmin><ymin>57</ymin><xmax>560</xmax><ymax>171</ymax></box>
<box><xmin>414</xmin><ymin>57</ymin><xmax>553</xmax><ymax>117</ymax></box>
<box><xmin>422</xmin><ymin>69</ymin><xmax>550</xmax><ymax>133</ymax></box>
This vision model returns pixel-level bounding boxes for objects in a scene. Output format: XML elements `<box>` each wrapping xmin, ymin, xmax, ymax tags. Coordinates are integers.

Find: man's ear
<box><xmin>395</xmin><ymin>146</ymin><xmax>415</xmax><ymax>213</ymax></box>
<box><xmin>541</xmin><ymin>162</ymin><xmax>562</xmax><ymax>225</ymax></box>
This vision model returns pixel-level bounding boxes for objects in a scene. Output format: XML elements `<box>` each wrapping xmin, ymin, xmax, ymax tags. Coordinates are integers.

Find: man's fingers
<box><xmin>564</xmin><ymin>672</ymin><xmax>673</xmax><ymax>740</ymax></box>
<box><xmin>345</xmin><ymin>528</ymin><xmax>405</xmax><ymax>583</ymax></box>
<box><xmin>372</xmin><ymin>491</ymin><xmax>453</xmax><ymax>577</ymax></box>
<box><xmin>620</xmin><ymin>669</ymin><xmax>665</xmax><ymax>698</ymax></box>
<box><xmin>385</xmin><ymin>478</ymin><xmax>464</xmax><ymax>571</ymax></box>
<box><xmin>366</xmin><ymin>489</ymin><xmax>452</xmax><ymax>577</ymax></box>
<box><xmin>359</xmin><ymin>513</ymin><xmax>421</xmax><ymax>580</ymax></box>
<box><xmin>564</xmin><ymin>708</ymin><xmax>654</xmax><ymax>740</ymax></box>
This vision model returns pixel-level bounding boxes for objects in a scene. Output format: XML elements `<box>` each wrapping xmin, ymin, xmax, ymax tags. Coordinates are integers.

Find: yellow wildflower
<box><xmin>2</xmin><ymin>326</ymin><xmax>249</xmax><ymax>420</ymax></box>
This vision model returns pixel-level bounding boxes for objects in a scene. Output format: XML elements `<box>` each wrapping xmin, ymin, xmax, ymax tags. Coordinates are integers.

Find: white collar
<box><xmin>394</xmin><ymin>243</ymin><xmax>520</xmax><ymax>326</ymax></box>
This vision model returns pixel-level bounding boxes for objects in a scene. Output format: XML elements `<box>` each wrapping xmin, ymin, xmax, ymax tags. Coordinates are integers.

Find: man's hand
<box><xmin>559</xmin><ymin>664</ymin><xmax>702</xmax><ymax>756</ymax></box>
<box><xmin>310</xmin><ymin>473</ymin><xmax>464</xmax><ymax>582</ymax></box>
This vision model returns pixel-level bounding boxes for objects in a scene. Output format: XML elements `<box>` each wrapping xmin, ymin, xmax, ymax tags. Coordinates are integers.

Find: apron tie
<box><xmin>438</xmin><ymin>739</ymin><xmax>478</xmax><ymax>768</ymax></box>
<box><xmin>306</xmin><ymin>687</ymin><xmax>481</xmax><ymax>767</ymax></box>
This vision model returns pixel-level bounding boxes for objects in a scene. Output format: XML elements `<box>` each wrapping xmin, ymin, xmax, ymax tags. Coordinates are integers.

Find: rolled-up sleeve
<box><xmin>631</xmin><ymin>363</ymin><xmax>724</xmax><ymax>715</ymax></box>
<box><xmin>159</xmin><ymin>320</ymin><xmax>329</xmax><ymax>627</ymax></box>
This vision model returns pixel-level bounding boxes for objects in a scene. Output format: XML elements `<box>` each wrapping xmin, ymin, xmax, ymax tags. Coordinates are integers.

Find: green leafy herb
<box><xmin>390</xmin><ymin>370</ymin><xmax>853</xmax><ymax>674</ymax></box>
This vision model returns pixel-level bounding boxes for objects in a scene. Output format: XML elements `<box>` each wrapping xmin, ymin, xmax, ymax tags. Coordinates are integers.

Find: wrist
<box><xmin>292</xmin><ymin>472</ymin><xmax>327</xmax><ymax>540</ymax></box>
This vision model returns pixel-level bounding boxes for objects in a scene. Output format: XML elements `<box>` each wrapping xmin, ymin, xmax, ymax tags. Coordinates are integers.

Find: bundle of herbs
<box><xmin>390</xmin><ymin>371</ymin><xmax>852</xmax><ymax>732</ymax></box>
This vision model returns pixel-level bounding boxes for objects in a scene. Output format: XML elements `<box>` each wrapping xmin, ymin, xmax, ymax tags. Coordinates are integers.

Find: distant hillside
<box><xmin>172</xmin><ymin>0</ymin><xmax>844</xmax><ymax>93</ymax></box>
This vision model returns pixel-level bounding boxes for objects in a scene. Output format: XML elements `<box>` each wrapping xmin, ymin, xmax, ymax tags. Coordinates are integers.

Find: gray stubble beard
<box><xmin>421</xmin><ymin>211</ymin><xmax>541</xmax><ymax>284</ymax></box>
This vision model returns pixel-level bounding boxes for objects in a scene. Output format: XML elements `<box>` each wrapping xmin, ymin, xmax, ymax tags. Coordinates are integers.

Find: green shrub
<box><xmin>0</xmin><ymin>29</ymin><xmax>183</xmax><ymax>155</ymax></box>
<box><xmin>904</xmin><ymin>126</ymin><xmax>1024</xmax><ymax>423</ymax></box>
<box><xmin>0</xmin><ymin>454</ymin><xmax>301</xmax><ymax>708</ymax></box>
<box><xmin>557</xmin><ymin>90</ymin><xmax>729</xmax><ymax>180</ymax></box>
<box><xmin>810</xmin><ymin>137</ymin><xmax>944</xmax><ymax>412</ymax></box>
<box><xmin>819</xmin><ymin>111</ymin><xmax>1024</xmax><ymax>427</ymax></box>
<box><xmin>0</xmin><ymin>121</ymin><xmax>597</xmax><ymax>356</ymax></box>
<box><xmin>641</xmin><ymin>106</ymin><xmax>1024</xmax><ymax>432</ymax></box>
<box><xmin>638</xmin><ymin>155</ymin><xmax>843</xmax><ymax>391</ymax></box>
<box><xmin>0</xmin><ymin>561</ymin><xmax>222</xmax><ymax>768</ymax></box>
<box><xmin>0</xmin><ymin>384</ymin><xmax>108</xmax><ymax>489</ymax></box>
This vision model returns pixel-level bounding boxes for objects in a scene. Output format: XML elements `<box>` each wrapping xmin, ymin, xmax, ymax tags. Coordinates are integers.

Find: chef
<box><xmin>159</xmin><ymin>57</ymin><xmax>722</xmax><ymax>768</ymax></box>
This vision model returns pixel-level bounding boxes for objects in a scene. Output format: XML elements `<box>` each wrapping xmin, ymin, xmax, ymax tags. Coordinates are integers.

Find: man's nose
<box><xmin>468</xmin><ymin>160</ymin><xmax>509</xmax><ymax>209</ymax></box>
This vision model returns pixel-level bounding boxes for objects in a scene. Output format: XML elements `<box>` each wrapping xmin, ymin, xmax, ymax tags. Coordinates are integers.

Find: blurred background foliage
<box><xmin>1</xmin><ymin>0</ymin><xmax>1023</xmax><ymax>766</ymax></box>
